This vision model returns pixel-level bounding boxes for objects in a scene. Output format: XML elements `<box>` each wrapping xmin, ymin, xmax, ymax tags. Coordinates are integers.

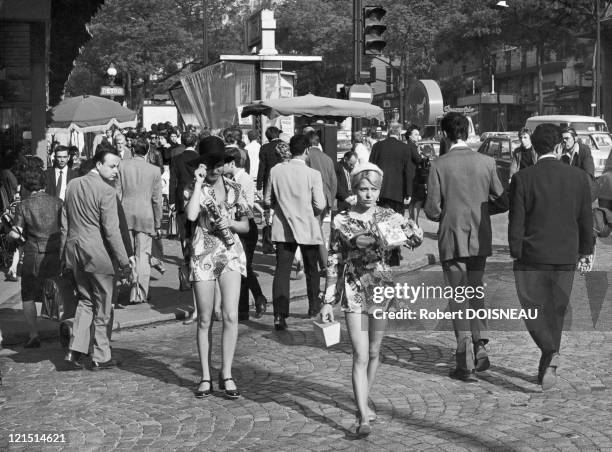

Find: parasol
<box><xmin>47</xmin><ymin>95</ymin><xmax>137</xmax><ymax>133</ymax></box>
<box><xmin>240</xmin><ymin>94</ymin><xmax>384</xmax><ymax>122</ymax></box>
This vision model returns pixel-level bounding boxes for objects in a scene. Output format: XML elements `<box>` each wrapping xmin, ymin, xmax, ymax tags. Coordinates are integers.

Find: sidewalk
<box><xmin>0</xmin><ymin>214</ymin><xmax>461</xmax><ymax>346</ymax></box>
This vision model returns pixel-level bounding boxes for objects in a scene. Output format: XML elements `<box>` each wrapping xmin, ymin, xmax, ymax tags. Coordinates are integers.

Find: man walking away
<box><xmin>265</xmin><ymin>134</ymin><xmax>326</xmax><ymax>330</ymax></box>
<box><xmin>63</xmin><ymin>150</ymin><xmax>134</xmax><ymax>370</ymax></box>
<box><xmin>117</xmin><ymin>138</ymin><xmax>163</xmax><ymax>303</ymax></box>
<box><xmin>509</xmin><ymin>123</ymin><xmax>593</xmax><ymax>390</ymax></box>
<box><xmin>425</xmin><ymin>112</ymin><xmax>506</xmax><ymax>382</ymax></box>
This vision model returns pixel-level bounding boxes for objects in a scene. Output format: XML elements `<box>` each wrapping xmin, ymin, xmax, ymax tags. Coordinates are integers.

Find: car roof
<box><xmin>526</xmin><ymin>115</ymin><xmax>606</xmax><ymax>123</ymax></box>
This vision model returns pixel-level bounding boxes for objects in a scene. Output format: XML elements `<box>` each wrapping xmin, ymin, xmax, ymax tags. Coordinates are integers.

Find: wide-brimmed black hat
<box><xmin>187</xmin><ymin>135</ymin><xmax>226</xmax><ymax>171</ymax></box>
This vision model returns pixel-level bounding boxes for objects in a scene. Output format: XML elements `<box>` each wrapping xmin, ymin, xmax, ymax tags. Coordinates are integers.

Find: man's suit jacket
<box><xmin>265</xmin><ymin>160</ymin><xmax>326</xmax><ymax>245</ymax></box>
<box><xmin>424</xmin><ymin>145</ymin><xmax>504</xmax><ymax>261</ymax></box>
<box><xmin>170</xmin><ymin>144</ymin><xmax>186</xmax><ymax>161</ymax></box>
<box><xmin>335</xmin><ymin>161</ymin><xmax>352</xmax><ymax>212</ymax></box>
<box><xmin>369</xmin><ymin>137</ymin><xmax>414</xmax><ymax>202</ymax></box>
<box><xmin>509</xmin><ymin>157</ymin><xmax>593</xmax><ymax>265</ymax></box>
<box><xmin>169</xmin><ymin>149</ymin><xmax>199</xmax><ymax>213</ymax></box>
<box><xmin>118</xmin><ymin>145</ymin><xmax>133</xmax><ymax>160</ymax></box>
<box><xmin>565</xmin><ymin>142</ymin><xmax>595</xmax><ymax>178</ymax></box>
<box><xmin>407</xmin><ymin>140</ymin><xmax>423</xmax><ymax>170</ymax></box>
<box><xmin>117</xmin><ymin>157</ymin><xmax>162</xmax><ymax>234</ymax></box>
<box><xmin>257</xmin><ymin>139</ymin><xmax>283</xmax><ymax>192</ymax></box>
<box><xmin>306</xmin><ymin>146</ymin><xmax>337</xmax><ymax>211</ymax></box>
<box><xmin>45</xmin><ymin>166</ymin><xmax>76</xmax><ymax>198</ymax></box>
<box><xmin>62</xmin><ymin>171</ymin><xmax>130</xmax><ymax>275</ymax></box>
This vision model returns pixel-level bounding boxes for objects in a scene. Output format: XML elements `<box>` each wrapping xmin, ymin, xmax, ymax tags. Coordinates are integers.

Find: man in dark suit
<box><xmin>256</xmin><ymin>126</ymin><xmax>283</xmax><ymax>199</ymax></box>
<box><xmin>335</xmin><ymin>151</ymin><xmax>358</xmax><ymax>213</ymax></box>
<box><xmin>305</xmin><ymin>131</ymin><xmax>337</xmax><ymax>271</ymax></box>
<box><xmin>63</xmin><ymin>150</ymin><xmax>134</xmax><ymax>370</ymax></box>
<box><xmin>509</xmin><ymin>123</ymin><xmax>593</xmax><ymax>390</ymax></box>
<box><xmin>169</xmin><ymin>131</ymin><xmax>199</xmax><ymax>257</ymax></box>
<box><xmin>117</xmin><ymin>138</ymin><xmax>162</xmax><ymax>303</ymax></box>
<box><xmin>45</xmin><ymin>145</ymin><xmax>76</xmax><ymax>201</ymax></box>
<box><xmin>369</xmin><ymin>122</ymin><xmax>414</xmax><ymax>215</ymax></box>
<box><xmin>169</xmin><ymin>130</ymin><xmax>186</xmax><ymax>161</ymax></box>
<box><xmin>425</xmin><ymin>112</ymin><xmax>506</xmax><ymax>382</ymax></box>
<box><xmin>405</xmin><ymin>124</ymin><xmax>424</xmax><ymax>169</ymax></box>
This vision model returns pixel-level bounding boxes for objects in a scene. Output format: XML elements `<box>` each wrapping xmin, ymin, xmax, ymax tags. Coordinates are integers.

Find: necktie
<box><xmin>56</xmin><ymin>169</ymin><xmax>63</xmax><ymax>196</ymax></box>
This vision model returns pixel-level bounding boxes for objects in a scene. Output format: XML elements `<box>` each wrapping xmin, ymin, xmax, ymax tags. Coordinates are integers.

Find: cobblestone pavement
<box><xmin>1</xmin><ymin>250</ymin><xmax>612</xmax><ymax>451</ymax></box>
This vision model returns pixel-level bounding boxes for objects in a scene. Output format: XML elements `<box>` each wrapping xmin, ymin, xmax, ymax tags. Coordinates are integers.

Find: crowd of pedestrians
<box><xmin>0</xmin><ymin>111</ymin><xmax>603</xmax><ymax>439</ymax></box>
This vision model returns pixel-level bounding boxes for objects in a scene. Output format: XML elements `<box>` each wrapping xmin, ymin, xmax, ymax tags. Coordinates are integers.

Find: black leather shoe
<box><xmin>449</xmin><ymin>367</ymin><xmax>478</xmax><ymax>382</ymax></box>
<box><xmin>274</xmin><ymin>314</ymin><xmax>287</xmax><ymax>331</ymax></box>
<box><xmin>24</xmin><ymin>336</ymin><xmax>41</xmax><ymax>348</ymax></box>
<box><xmin>65</xmin><ymin>350</ymin><xmax>84</xmax><ymax>369</ymax></box>
<box><xmin>254</xmin><ymin>295</ymin><xmax>267</xmax><ymax>318</ymax></box>
<box><xmin>218</xmin><ymin>374</ymin><xmax>241</xmax><ymax>399</ymax></box>
<box><xmin>91</xmin><ymin>359</ymin><xmax>119</xmax><ymax>371</ymax></box>
<box><xmin>238</xmin><ymin>312</ymin><xmax>249</xmax><ymax>322</ymax></box>
<box><xmin>195</xmin><ymin>380</ymin><xmax>212</xmax><ymax>398</ymax></box>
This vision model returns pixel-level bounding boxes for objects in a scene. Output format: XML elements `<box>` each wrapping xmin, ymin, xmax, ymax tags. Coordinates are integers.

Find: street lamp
<box><xmin>106</xmin><ymin>63</ymin><xmax>117</xmax><ymax>86</ymax></box>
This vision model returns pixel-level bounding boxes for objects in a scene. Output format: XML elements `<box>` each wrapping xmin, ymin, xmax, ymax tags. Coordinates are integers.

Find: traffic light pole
<box><xmin>353</xmin><ymin>0</ymin><xmax>362</xmax><ymax>132</ymax></box>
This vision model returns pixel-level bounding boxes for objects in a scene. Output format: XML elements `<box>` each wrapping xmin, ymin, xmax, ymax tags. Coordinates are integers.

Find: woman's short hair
<box><xmin>351</xmin><ymin>169</ymin><xmax>383</xmax><ymax>191</ymax></box>
<box><xmin>21</xmin><ymin>156</ymin><xmax>46</xmax><ymax>192</ymax></box>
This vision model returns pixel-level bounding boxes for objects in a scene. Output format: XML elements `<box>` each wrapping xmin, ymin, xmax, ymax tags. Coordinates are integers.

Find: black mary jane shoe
<box><xmin>218</xmin><ymin>375</ymin><xmax>241</xmax><ymax>399</ymax></box>
<box><xmin>195</xmin><ymin>380</ymin><xmax>212</xmax><ymax>398</ymax></box>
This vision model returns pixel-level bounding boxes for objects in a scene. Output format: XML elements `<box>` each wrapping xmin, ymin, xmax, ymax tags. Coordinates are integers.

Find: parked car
<box><xmin>477</xmin><ymin>133</ymin><xmax>521</xmax><ymax>188</ymax></box>
<box><xmin>525</xmin><ymin>115</ymin><xmax>608</xmax><ymax>133</ymax></box>
<box><xmin>480</xmin><ymin>131</ymin><xmax>518</xmax><ymax>142</ymax></box>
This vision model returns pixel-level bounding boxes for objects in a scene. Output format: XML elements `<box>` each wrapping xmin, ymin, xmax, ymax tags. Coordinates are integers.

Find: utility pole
<box><xmin>202</xmin><ymin>0</ymin><xmax>209</xmax><ymax>66</ymax></box>
<box><xmin>596</xmin><ymin>0</ymin><xmax>601</xmax><ymax>117</ymax></box>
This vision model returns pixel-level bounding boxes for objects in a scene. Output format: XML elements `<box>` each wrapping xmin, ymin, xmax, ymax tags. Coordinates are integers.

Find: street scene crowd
<box><xmin>0</xmin><ymin>109</ymin><xmax>607</xmax><ymax>440</ymax></box>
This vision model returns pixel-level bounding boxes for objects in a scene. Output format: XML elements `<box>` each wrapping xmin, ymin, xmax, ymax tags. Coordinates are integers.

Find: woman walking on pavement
<box><xmin>185</xmin><ymin>136</ymin><xmax>251</xmax><ymax>399</ymax></box>
<box><xmin>319</xmin><ymin>163</ymin><xmax>423</xmax><ymax>437</ymax></box>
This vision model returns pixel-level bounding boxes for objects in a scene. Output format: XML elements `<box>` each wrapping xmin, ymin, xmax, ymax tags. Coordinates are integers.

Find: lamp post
<box><xmin>596</xmin><ymin>0</ymin><xmax>601</xmax><ymax>117</ymax></box>
<box><xmin>107</xmin><ymin>63</ymin><xmax>118</xmax><ymax>102</ymax></box>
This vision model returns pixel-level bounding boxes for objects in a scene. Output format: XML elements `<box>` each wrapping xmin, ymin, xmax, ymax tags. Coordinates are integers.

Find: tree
<box><xmin>65</xmin><ymin>0</ymin><xmax>251</xmax><ymax>107</ymax></box>
<box><xmin>275</xmin><ymin>0</ymin><xmax>352</xmax><ymax>97</ymax></box>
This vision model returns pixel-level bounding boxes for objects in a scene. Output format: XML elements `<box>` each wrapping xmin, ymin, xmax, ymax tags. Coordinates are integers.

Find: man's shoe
<box><xmin>449</xmin><ymin>367</ymin><xmax>478</xmax><ymax>382</ymax></box>
<box><xmin>274</xmin><ymin>314</ymin><xmax>287</xmax><ymax>331</ymax></box>
<box><xmin>65</xmin><ymin>350</ymin><xmax>84</xmax><ymax>369</ymax></box>
<box><xmin>474</xmin><ymin>340</ymin><xmax>490</xmax><ymax>372</ymax></box>
<box><xmin>254</xmin><ymin>295</ymin><xmax>267</xmax><ymax>318</ymax></box>
<box><xmin>238</xmin><ymin>312</ymin><xmax>249</xmax><ymax>322</ymax></box>
<box><xmin>24</xmin><ymin>336</ymin><xmax>41</xmax><ymax>348</ymax></box>
<box><xmin>91</xmin><ymin>359</ymin><xmax>119</xmax><ymax>371</ymax></box>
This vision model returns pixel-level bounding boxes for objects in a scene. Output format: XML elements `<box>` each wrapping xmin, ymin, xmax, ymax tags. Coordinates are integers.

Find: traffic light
<box><xmin>363</xmin><ymin>6</ymin><xmax>386</xmax><ymax>55</ymax></box>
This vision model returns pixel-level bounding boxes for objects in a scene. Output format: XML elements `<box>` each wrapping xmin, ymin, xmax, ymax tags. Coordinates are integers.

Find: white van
<box><xmin>525</xmin><ymin>115</ymin><xmax>608</xmax><ymax>132</ymax></box>
<box><xmin>525</xmin><ymin>115</ymin><xmax>611</xmax><ymax>176</ymax></box>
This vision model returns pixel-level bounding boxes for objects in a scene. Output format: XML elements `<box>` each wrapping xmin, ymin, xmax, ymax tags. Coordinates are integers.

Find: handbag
<box><xmin>178</xmin><ymin>263</ymin><xmax>191</xmax><ymax>292</ymax></box>
<box><xmin>262</xmin><ymin>225</ymin><xmax>274</xmax><ymax>254</ymax></box>
<box><xmin>41</xmin><ymin>271</ymin><xmax>78</xmax><ymax>321</ymax></box>
<box><xmin>488</xmin><ymin>189</ymin><xmax>509</xmax><ymax>215</ymax></box>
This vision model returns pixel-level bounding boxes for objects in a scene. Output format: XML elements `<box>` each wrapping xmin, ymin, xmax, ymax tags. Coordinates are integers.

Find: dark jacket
<box><xmin>335</xmin><ymin>161</ymin><xmax>352</xmax><ymax>212</ymax></box>
<box><xmin>509</xmin><ymin>157</ymin><xmax>593</xmax><ymax>265</ymax></box>
<box><xmin>169</xmin><ymin>149</ymin><xmax>199</xmax><ymax>212</ymax></box>
<box><xmin>306</xmin><ymin>146</ymin><xmax>337</xmax><ymax>210</ymax></box>
<box><xmin>509</xmin><ymin>145</ymin><xmax>537</xmax><ymax>178</ymax></box>
<box><xmin>14</xmin><ymin>191</ymin><xmax>63</xmax><ymax>255</ymax></box>
<box><xmin>369</xmin><ymin>137</ymin><xmax>415</xmax><ymax>202</ymax></box>
<box><xmin>560</xmin><ymin>142</ymin><xmax>595</xmax><ymax>178</ymax></box>
<box><xmin>257</xmin><ymin>139</ymin><xmax>284</xmax><ymax>192</ymax></box>
<box><xmin>45</xmin><ymin>166</ymin><xmax>77</xmax><ymax>198</ymax></box>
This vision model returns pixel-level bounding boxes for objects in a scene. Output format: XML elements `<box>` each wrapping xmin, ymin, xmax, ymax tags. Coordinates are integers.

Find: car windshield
<box><xmin>591</xmin><ymin>133</ymin><xmax>612</xmax><ymax>147</ymax></box>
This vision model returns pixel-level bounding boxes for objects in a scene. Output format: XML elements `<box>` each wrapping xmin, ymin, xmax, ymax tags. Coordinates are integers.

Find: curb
<box><xmin>1</xmin><ymin>254</ymin><xmax>439</xmax><ymax>347</ymax></box>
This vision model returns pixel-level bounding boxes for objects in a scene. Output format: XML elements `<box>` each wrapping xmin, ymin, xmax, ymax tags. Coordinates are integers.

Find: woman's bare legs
<box><xmin>218</xmin><ymin>270</ymin><xmax>241</xmax><ymax>391</ymax></box>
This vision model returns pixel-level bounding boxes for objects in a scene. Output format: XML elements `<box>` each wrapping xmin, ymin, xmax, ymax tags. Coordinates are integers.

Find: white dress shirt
<box><xmin>245</xmin><ymin>140</ymin><xmax>261</xmax><ymax>181</ymax></box>
<box><xmin>234</xmin><ymin>168</ymin><xmax>255</xmax><ymax>207</ymax></box>
<box><xmin>55</xmin><ymin>167</ymin><xmax>67</xmax><ymax>201</ymax></box>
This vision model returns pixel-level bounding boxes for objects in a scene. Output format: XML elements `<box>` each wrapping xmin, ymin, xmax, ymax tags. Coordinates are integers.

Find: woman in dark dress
<box><xmin>8</xmin><ymin>157</ymin><xmax>63</xmax><ymax>348</ymax></box>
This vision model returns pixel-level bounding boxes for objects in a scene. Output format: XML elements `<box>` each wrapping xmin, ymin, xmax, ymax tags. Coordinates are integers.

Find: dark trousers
<box><xmin>238</xmin><ymin>219</ymin><xmax>264</xmax><ymax>314</ymax></box>
<box><xmin>442</xmin><ymin>256</ymin><xmax>488</xmax><ymax>354</ymax></box>
<box><xmin>514</xmin><ymin>262</ymin><xmax>575</xmax><ymax>357</ymax></box>
<box><xmin>273</xmin><ymin>242</ymin><xmax>320</xmax><ymax>317</ymax></box>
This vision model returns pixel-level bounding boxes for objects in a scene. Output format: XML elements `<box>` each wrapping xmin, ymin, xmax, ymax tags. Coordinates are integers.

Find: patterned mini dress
<box><xmin>185</xmin><ymin>177</ymin><xmax>251</xmax><ymax>282</ymax></box>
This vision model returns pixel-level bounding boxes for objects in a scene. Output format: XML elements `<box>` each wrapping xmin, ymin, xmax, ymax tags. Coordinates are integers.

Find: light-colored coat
<box><xmin>116</xmin><ymin>157</ymin><xmax>162</xmax><ymax>234</ymax></box>
<box><xmin>62</xmin><ymin>171</ymin><xmax>130</xmax><ymax>275</ymax></box>
<box><xmin>265</xmin><ymin>159</ymin><xmax>326</xmax><ymax>245</ymax></box>
<box><xmin>424</xmin><ymin>146</ymin><xmax>504</xmax><ymax>261</ymax></box>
